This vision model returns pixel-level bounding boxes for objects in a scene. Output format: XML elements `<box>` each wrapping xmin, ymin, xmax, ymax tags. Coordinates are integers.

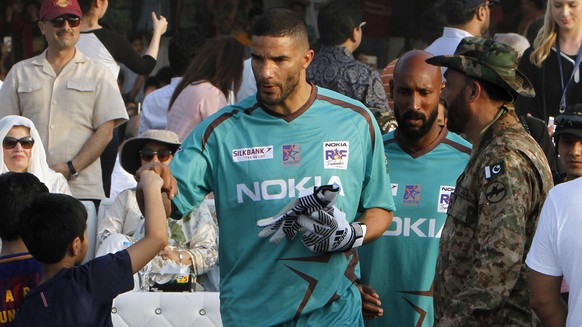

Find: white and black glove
<box><xmin>299</xmin><ymin>208</ymin><xmax>367</xmax><ymax>253</ymax></box>
<box><xmin>257</xmin><ymin>184</ymin><xmax>340</xmax><ymax>244</ymax></box>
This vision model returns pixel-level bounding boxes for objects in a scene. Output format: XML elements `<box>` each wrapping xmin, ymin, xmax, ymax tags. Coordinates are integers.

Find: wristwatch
<box><xmin>66</xmin><ymin>160</ymin><xmax>79</xmax><ymax>178</ymax></box>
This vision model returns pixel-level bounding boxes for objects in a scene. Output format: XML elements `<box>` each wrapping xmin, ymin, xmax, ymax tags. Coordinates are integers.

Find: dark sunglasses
<box><xmin>3</xmin><ymin>136</ymin><xmax>35</xmax><ymax>150</ymax></box>
<box><xmin>49</xmin><ymin>16</ymin><xmax>81</xmax><ymax>28</ymax></box>
<box><xmin>139</xmin><ymin>148</ymin><xmax>172</xmax><ymax>162</ymax></box>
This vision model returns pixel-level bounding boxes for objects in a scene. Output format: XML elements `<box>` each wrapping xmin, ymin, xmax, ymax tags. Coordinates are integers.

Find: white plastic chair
<box><xmin>80</xmin><ymin>201</ymin><xmax>97</xmax><ymax>263</ymax></box>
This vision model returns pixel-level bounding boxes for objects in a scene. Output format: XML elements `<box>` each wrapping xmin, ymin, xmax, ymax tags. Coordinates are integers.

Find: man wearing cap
<box><xmin>426</xmin><ymin>36</ymin><xmax>553</xmax><ymax>325</ymax></box>
<box><xmin>0</xmin><ymin>0</ymin><xmax>127</xmax><ymax>201</ymax></box>
<box><xmin>551</xmin><ymin>104</ymin><xmax>582</xmax><ymax>183</ymax></box>
<box><xmin>526</xmin><ymin>105</ymin><xmax>582</xmax><ymax>327</ymax></box>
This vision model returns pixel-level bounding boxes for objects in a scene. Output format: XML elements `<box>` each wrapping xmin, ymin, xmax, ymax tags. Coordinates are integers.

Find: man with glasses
<box><xmin>0</xmin><ymin>0</ymin><xmax>127</xmax><ymax>202</ymax></box>
<box><xmin>306</xmin><ymin>0</ymin><xmax>389</xmax><ymax>113</ymax></box>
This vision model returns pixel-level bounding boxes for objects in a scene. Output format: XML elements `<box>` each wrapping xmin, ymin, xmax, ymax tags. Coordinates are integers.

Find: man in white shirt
<box><xmin>425</xmin><ymin>0</ymin><xmax>498</xmax><ymax>56</ymax></box>
<box><xmin>527</xmin><ymin>178</ymin><xmax>582</xmax><ymax>327</ymax></box>
<box><xmin>0</xmin><ymin>0</ymin><xmax>127</xmax><ymax>200</ymax></box>
<box><xmin>526</xmin><ymin>106</ymin><xmax>582</xmax><ymax>327</ymax></box>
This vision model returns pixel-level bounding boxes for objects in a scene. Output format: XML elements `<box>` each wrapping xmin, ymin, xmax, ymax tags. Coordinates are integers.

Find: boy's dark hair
<box><xmin>0</xmin><ymin>172</ymin><xmax>49</xmax><ymax>241</ymax></box>
<box><xmin>444</xmin><ymin>0</ymin><xmax>479</xmax><ymax>26</ymax></box>
<box><xmin>317</xmin><ymin>0</ymin><xmax>363</xmax><ymax>46</ymax></box>
<box><xmin>251</xmin><ymin>8</ymin><xmax>308</xmax><ymax>41</ymax></box>
<box><xmin>19</xmin><ymin>193</ymin><xmax>87</xmax><ymax>264</ymax></box>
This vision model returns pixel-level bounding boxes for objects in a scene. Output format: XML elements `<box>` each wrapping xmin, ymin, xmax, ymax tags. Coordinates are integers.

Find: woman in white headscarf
<box><xmin>0</xmin><ymin>115</ymin><xmax>71</xmax><ymax>194</ymax></box>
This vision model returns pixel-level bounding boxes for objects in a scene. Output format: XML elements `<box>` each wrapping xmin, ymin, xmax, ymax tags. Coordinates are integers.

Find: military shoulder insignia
<box><xmin>485</xmin><ymin>181</ymin><xmax>506</xmax><ymax>203</ymax></box>
<box><xmin>484</xmin><ymin>161</ymin><xmax>505</xmax><ymax>180</ymax></box>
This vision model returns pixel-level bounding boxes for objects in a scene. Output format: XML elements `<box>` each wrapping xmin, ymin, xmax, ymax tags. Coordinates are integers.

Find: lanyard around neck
<box><xmin>555</xmin><ymin>37</ymin><xmax>582</xmax><ymax>113</ymax></box>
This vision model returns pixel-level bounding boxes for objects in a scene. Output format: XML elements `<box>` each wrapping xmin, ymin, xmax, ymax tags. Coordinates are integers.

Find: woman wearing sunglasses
<box><xmin>96</xmin><ymin>129</ymin><xmax>218</xmax><ymax>291</ymax></box>
<box><xmin>0</xmin><ymin>115</ymin><xmax>71</xmax><ymax>194</ymax></box>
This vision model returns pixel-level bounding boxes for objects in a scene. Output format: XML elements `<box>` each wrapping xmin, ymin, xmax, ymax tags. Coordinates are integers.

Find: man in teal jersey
<box><xmin>137</xmin><ymin>8</ymin><xmax>395</xmax><ymax>327</ymax></box>
<box><xmin>358</xmin><ymin>50</ymin><xmax>471</xmax><ymax>326</ymax></box>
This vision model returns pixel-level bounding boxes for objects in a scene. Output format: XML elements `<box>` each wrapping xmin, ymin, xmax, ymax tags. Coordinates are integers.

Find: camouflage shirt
<box><xmin>434</xmin><ymin>109</ymin><xmax>552</xmax><ymax>326</ymax></box>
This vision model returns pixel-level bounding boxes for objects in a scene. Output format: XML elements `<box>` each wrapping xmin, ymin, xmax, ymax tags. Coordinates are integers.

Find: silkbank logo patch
<box><xmin>438</xmin><ymin>185</ymin><xmax>455</xmax><ymax>213</ymax></box>
<box><xmin>323</xmin><ymin>141</ymin><xmax>349</xmax><ymax>170</ymax></box>
<box><xmin>232</xmin><ymin>146</ymin><xmax>273</xmax><ymax>162</ymax></box>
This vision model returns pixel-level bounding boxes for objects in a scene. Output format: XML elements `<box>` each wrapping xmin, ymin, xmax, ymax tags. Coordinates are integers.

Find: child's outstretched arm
<box><xmin>127</xmin><ymin>170</ymin><xmax>169</xmax><ymax>273</ymax></box>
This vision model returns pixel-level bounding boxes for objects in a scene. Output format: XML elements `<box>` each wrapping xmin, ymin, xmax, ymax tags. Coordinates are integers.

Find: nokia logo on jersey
<box><xmin>324</xmin><ymin>142</ymin><xmax>348</xmax><ymax>147</ymax></box>
<box><xmin>383</xmin><ymin>217</ymin><xmax>444</xmax><ymax>238</ymax></box>
<box><xmin>236</xmin><ymin>176</ymin><xmax>344</xmax><ymax>203</ymax></box>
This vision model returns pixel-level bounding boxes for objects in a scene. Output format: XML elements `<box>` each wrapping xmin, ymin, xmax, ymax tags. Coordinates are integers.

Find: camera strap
<box><xmin>555</xmin><ymin>38</ymin><xmax>582</xmax><ymax>113</ymax></box>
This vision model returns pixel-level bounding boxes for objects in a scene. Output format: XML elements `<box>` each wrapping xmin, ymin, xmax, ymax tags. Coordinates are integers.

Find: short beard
<box><xmin>257</xmin><ymin>70</ymin><xmax>300</xmax><ymax>106</ymax></box>
<box><xmin>444</xmin><ymin>91</ymin><xmax>468</xmax><ymax>134</ymax></box>
<box><xmin>395</xmin><ymin>105</ymin><xmax>439</xmax><ymax>141</ymax></box>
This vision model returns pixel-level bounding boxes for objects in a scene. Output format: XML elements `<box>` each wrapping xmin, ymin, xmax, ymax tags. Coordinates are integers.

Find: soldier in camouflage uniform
<box><xmin>426</xmin><ymin>37</ymin><xmax>553</xmax><ymax>326</ymax></box>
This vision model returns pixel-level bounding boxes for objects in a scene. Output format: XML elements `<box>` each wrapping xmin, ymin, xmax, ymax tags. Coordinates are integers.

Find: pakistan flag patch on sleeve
<box><xmin>484</xmin><ymin>161</ymin><xmax>505</xmax><ymax>180</ymax></box>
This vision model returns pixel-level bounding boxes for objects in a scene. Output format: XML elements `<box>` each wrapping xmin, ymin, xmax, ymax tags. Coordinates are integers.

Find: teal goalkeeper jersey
<box><xmin>359</xmin><ymin>129</ymin><xmax>471</xmax><ymax>327</ymax></box>
<box><xmin>170</xmin><ymin>85</ymin><xmax>395</xmax><ymax>327</ymax></box>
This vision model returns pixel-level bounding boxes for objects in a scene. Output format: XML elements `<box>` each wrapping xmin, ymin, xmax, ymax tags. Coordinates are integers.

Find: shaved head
<box><xmin>391</xmin><ymin>50</ymin><xmax>442</xmax><ymax>142</ymax></box>
<box><xmin>393</xmin><ymin>50</ymin><xmax>441</xmax><ymax>82</ymax></box>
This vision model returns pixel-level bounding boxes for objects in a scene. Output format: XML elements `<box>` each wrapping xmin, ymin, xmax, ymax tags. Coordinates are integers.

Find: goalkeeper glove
<box><xmin>299</xmin><ymin>208</ymin><xmax>367</xmax><ymax>253</ymax></box>
<box><xmin>257</xmin><ymin>184</ymin><xmax>340</xmax><ymax>244</ymax></box>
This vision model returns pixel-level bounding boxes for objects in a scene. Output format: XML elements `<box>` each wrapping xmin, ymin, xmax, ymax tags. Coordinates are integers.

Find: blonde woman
<box><xmin>516</xmin><ymin>0</ymin><xmax>582</xmax><ymax>124</ymax></box>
